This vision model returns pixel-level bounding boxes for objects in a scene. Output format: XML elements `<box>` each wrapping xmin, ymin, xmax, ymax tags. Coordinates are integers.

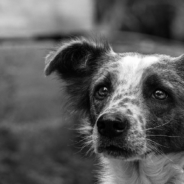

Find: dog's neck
<box><xmin>100</xmin><ymin>153</ymin><xmax>184</xmax><ymax>184</ymax></box>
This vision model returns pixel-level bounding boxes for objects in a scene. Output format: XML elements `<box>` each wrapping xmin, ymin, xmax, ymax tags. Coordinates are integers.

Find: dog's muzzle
<box><xmin>95</xmin><ymin>112</ymin><xmax>146</xmax><ymax>159</ymax></box>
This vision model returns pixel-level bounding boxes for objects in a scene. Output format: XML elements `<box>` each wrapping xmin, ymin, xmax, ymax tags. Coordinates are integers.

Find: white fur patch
<box><xmin>116</xmin><ymin>54</ymin><xmax>159</xmax><ymax>88</ymax></box>
<box><xmin>100</xmin><ymin>153</ymin><xmax>184</xmax><ymax>184</ymax></box>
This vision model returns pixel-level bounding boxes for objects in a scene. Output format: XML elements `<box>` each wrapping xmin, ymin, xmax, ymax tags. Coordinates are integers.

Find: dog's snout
<box><xmin>97</xmin><ymin>114</ymin><xmax>129</xmax><ymax>138</ymax></box>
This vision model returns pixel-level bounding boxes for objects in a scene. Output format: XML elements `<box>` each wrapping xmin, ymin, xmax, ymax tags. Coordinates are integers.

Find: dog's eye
<box><xmin>95</xmin><ymin>86</ymin><xmax>109</xmax><ymax>100</ymax></box>
<box><xmin>152</xmin><ymin>89</ymin><xmax>168</xmax><ymax>100</ymax></box>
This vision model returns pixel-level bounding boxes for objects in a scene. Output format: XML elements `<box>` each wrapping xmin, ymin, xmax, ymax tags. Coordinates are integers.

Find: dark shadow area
<box><xmin>95</xmin><ymin>0</ymin><xmax>184</xmax><ymax>41</ymax></box>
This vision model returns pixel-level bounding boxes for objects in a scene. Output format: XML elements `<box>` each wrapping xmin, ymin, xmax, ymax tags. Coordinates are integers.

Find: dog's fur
<box><xmin>45</xmin><ymin>37</ymin><xmax>184</xmax><ymax>184</ymax></box>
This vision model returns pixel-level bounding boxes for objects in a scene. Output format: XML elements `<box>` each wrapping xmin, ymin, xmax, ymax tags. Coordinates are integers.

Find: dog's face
<box><xmin>45</xmin><ymin>38</ymin><xmax>184</xmax><ymax>161</ymax></box>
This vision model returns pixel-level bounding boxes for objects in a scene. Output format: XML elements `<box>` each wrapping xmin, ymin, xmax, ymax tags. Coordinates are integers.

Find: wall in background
<box><xmin>0</xmin><ymin>0</ymin><xmax>94</xmax><ymax>38</ymax></box>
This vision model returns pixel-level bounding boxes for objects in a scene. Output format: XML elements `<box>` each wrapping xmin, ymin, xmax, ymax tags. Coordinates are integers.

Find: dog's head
<box><xmin>45</xmin><ymin>38</ymin><xmax>184</xmax><ymax>161</ymax></box>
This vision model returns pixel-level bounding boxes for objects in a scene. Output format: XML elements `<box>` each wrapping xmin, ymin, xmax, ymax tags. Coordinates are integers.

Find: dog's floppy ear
<box><xmin>173</xmin><ymin>54</ymin><xmax>184</xmax><ymax>78</ymax></box>
<box><xmin>44</xmin><ymin>37</ymin><xmax>113</xmax><ymax>113</ymax></box>
<box><xmin>44</xmin><ymin>37</ymin><xmax>112</xmax><ymax>78</ymax></box>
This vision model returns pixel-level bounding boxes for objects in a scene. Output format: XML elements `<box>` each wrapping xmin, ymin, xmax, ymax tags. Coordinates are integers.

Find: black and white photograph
<box><xmin>0</xmin><ymin>0</ymin><xmax>184</xmax><ymax>184</ymax></box>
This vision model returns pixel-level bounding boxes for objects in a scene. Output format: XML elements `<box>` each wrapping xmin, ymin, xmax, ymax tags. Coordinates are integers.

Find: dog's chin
<box><xmin>97</xmin><ymin>145</ymin><xmax>144</xmax><ymax>161</ymax></box>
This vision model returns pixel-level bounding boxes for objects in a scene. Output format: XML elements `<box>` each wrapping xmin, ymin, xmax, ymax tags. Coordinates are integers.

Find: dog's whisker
<box><xmin>147</xmin><ymin>141</ymin><xmax>177</xmax><ymax>164</ymax></box>
<box><xmin>145</xmin><ymin>120</ymin><xmax>173</xmax><ymax>131</ymax></box>
<box><xmin>74</xmin><ymin>145</ymin><xmax>88</xmax><ymax>155</ymax></box>
<box><xmin>146</xmin><ymin>141</ymin><xmax>175</xmax><ymax>163</ymax></box>
<box><xmin>85</xmin><ymin>146</ymin><xmax>94</xmax><ymax>157</ymax></box>
<box><xmin>74</xmin><ymin>140</ymin><xmax>94</xmax><ymax>156</ymax></box>
<box><xmin>156</xmin><ymin>150</ymin><xmax>175</xmax><ymax>163</ymax></box>
<box><xmin>147</xmin><ymin>135</ymin><xmax>181</xmax><ymax>138</ymax></box>
<box><xmin>146</xmin><ymin>138</ymin><xmax>169</xmax><ymax>149</ymax></box>
<box><xmin>147</xmin><ymin>140</ymin><xmax>161</xmax><ymax>155</ymax></box>
<box><xmin>73</xmin><ymin>136</ymin><xmax>90</xmax><ymax>145</ymax></box>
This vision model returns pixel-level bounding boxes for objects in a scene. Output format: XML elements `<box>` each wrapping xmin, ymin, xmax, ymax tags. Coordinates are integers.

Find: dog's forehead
<box><xmin>111</xmin><ymin>53</ymin><xmax>161</xmax><ymax>85</ymax></box>
<box><xmin>119</xmin><ymin>54</ymin><xmax>159</xmax><ymax>68</ymax></box>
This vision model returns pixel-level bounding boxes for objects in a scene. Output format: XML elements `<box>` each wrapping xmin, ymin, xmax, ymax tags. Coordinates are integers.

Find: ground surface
<box><xmin>0</xmin><ymin>36</ymin><xmax>184</xmax><ymax>184</ymax></box>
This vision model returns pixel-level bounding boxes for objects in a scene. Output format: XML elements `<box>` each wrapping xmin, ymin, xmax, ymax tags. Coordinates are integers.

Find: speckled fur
<box><xmin>45</xmin><ymin>38</ymin><xmax>184</xmax><ymax>184</ymax></box>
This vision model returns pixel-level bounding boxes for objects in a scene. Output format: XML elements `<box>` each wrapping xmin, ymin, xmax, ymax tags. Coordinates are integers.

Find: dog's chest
<box><xmin>100</xmin><ymin>154</ymin><xmax>184</xmax><ymax>184</ymax></box>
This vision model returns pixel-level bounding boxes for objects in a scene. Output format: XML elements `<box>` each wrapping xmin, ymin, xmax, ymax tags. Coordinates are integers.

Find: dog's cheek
<box><xmin>146</xmin><ymin>110</ymin><xmax>184</xmax><ymax>153</ymax></box>
<box><xmin>65</xmin><ymin>77</ymin><xmax>93</xmax><ymax>115</ymax></box>
<box><xmin>169</xmin><ymin>112</ymin><xmax>184</xmax><ymax>150</ymax></box>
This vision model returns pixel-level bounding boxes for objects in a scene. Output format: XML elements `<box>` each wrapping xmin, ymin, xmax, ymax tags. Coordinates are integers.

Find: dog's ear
<box><xmin>44</xmin><ymin>37</ymin><xmax>112</xmax><ymax>79</ymax></box>
<box><xmin>44</xmin><ymin>38</ymin><xmax>113</xmax><ymax>113</ymax></box>
<box><xmin>173</xmin><ymin>54</ymin><xmax>184</xmax><ymax>78</ymax></box>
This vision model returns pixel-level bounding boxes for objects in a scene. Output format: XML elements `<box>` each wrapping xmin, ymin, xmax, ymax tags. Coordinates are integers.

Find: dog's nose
<box><xmin>97</xmin><ymin>114</ymin><xmax>129</xmax><ymax>138</ymax></box>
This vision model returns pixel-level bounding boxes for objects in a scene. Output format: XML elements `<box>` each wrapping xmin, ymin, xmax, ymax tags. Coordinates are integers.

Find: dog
<box><xmin>45</xmin><ymin>37</ymin><xmax>184</xmax><ymax>184</ymax></box>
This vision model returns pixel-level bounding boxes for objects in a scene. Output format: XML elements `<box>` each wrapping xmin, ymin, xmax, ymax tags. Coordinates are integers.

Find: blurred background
<box><xmin>0</xmin><ymin>0</ymin><xmax>184</xmax><ymax>183</ymax></box>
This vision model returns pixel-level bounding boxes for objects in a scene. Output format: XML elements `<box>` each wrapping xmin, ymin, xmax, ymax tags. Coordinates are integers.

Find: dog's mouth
<box><xmin>99</xmin><ymin>145</ymin><xmax>123</xmax><ymax>152</ymax></box>
<box><xmin>97</xmin><ymin>145</ymin><xmax>134</xmax><ymax>158</ymax></box>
